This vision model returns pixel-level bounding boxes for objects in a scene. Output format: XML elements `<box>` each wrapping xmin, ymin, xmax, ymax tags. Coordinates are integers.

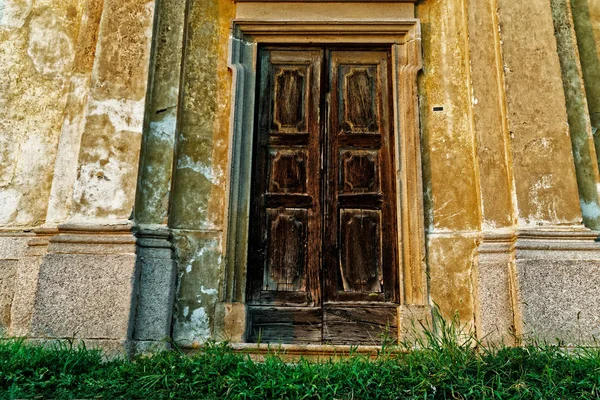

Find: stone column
<box><xmin>132</xmin><ymin>0</ymin><xmax>187</xmax><ymax>350</ymax></box>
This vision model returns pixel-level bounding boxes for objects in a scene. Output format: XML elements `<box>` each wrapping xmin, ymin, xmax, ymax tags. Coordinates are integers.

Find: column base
<box><xmin>28</xmin><ymin>223</ymin><xmax>139</xmax><ymax>344</ymax></box>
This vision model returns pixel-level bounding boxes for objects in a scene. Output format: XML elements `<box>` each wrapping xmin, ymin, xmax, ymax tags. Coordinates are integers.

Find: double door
<box><xmin>247</xmin><ymin>47</ymin><xmax>399</xmax><ymax>344</ymax></box>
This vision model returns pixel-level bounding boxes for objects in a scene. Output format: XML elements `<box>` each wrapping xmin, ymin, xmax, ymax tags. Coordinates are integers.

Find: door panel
<box><xmin>247</xmin><ymin>47</ymin><xmax>399</xmax><ymax>345</ymax></box>
<box><xmin>247</xmin><ymin>48</ymin><xmax>323</xmax><ymax>311</ymax></box>
<box><xmin>324</xmin><ymin>50</ymin><xmax>397</xmax><ymax>304</ymax></box>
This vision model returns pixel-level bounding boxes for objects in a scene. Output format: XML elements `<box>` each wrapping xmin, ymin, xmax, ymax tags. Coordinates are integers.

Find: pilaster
<box><xmin>497</xmin><ymin>0</ymin><xmax>582</xmax><ymax>225</ymax></box>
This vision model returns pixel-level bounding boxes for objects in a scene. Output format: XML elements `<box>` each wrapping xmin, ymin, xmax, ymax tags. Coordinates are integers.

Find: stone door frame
<box><xmin>221</xmin><ymin>18</ymin><xmax>429</xmax><ymax>340</ymax></box>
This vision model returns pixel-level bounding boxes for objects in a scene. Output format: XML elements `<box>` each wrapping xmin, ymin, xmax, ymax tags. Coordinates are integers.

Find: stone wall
<box><xmin>1</xmin><ymin>0</ymin><xmax>599</xmax><ymax>351</ymax></box>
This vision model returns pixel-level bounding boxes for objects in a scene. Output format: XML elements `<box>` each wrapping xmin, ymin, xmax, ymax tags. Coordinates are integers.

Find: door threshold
<box><xmin>228</xmin><ymin>342</ymin><xmax>407</xmax><ymax>360</ymax></box>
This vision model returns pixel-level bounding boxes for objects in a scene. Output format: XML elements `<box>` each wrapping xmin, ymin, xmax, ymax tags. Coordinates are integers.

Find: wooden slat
<box><xmin>268</xmin><ymin>133</ymin><xmax>310</xmax><ymax>146</ymax></box>
<box><xmin>248</xmin><ymin>307</ymin><xmax>322</xmax><ymax>344</ymax></box>
<box><xmin>337</xmin><ymin>134</ymin><xmax>381</xmax><ymax>148</ymax></box>
<box><xmin>337</xmin><ymin>194</ymin><xmax>382</xmax><ymax>208</ymax></box>
<box><xmin>323</xmin><ymin>305</ymin><xmax>398</xmax><ymax>345</ymax></box>
<box><xmin>264</xmin><ymin>194</ymin><xmax>313</xmax><ymax>208</ymax></box>
<box><xmin>258</xmin><ymin>291</ymin><xmax>310</xmax><ymax>306</ymax></box>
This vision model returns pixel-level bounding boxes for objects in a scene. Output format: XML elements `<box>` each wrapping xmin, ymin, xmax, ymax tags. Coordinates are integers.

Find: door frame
<box><xmin>222</xmin><ymin>18</ymin><xmax>428</xmax><ymax>342</ymax></box>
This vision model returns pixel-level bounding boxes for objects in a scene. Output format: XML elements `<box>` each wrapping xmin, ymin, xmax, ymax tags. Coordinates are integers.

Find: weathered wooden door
<box><xmin>247</xmin><ymin>47</ymin><xmax>399</xmax><ymax>344</ymax></box>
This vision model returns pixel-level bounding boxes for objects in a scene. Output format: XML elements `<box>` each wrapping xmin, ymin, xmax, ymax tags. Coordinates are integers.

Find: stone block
<box><xmin>473</xmin><ymin>235</ymin><xmax>516</xmax><ymax>345</ymax></box>
<box><xmin>0</xmin><ymin>235</ymin><xmax>29</xmax><ymax>260</ymax></box>
<box><xmin>9</xmin><ymin>232</ymin><xmax>53</xmax><ymax>337</ymax></box>
<box><xmin>0</xmin><ymin>234</ymin><xmax>32</xmax><ymax>334</ymax></box>
<box><xmin>214</xmin><ymin>302</ymin><xmax>247</xmax><ymax>343</ymax></box>
<box><xmin>30</xmin><ymin>252</ymin><xmax>138</xmax><ymax>340</ymax></box>
<box><xmin>0</xmin><ymin>260</ymin><xmax>17</xmax><ymax>333</ymax></box>
<box><xmin>10</xmin><ymin>256</ymin><xmax>42</xmax><ymax>337</ymax></box>
<box><xmin>474</xmin><ymin>261</ymin><xmax>515</xmax><ymax>344</ymax></box>
<box><xmin>515</xmin><ymin>259</ymin><xmax>600</xmax><ymax>344</ymax></box>
<box><xmin>513</xmin><ymin>229</ymin><xmax>600</xmax><ymax>344</ymax></box>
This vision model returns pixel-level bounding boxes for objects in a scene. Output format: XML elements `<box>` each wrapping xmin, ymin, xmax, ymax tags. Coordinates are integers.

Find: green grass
<box><xmin>1</xmin><ymin>322</ymin><xmax>599</xmax><ymax>399</ymax></box>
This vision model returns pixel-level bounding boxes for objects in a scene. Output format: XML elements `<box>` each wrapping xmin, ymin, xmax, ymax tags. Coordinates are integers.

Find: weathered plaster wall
<box><xmin>1</xmin><ymin>0</ymin><xmax>598</xmax><ymax>347</ymax></box>
<box><xmin>498</xmin><ymin>0</ymin><xmax>582</xmax><ymax>226</ymax></box>
<box><xmin>169</xmin><ymin>0</ymin><xmax>235</xmax><ymax>346</ymax></box>
<box><xmin>0</xmin><ymin>0</ymin><xmax>85</xmax><ymax>226</ymax></box>
<box><xmin>0</xmin><ymin>0</ymin><xmax>154</xmax><ymax>226</ymax></box>
<box><xmin>68</xmin><ymin>0</ymin><xmax>154</xmax><ymax>223</ymax></box>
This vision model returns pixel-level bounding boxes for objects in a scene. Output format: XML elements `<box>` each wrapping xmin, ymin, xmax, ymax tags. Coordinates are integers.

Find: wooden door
<box><xmin>323</xmin><ymin>50</ymin><xmax>398</xmax><ymax>344</ymax></box>
<box><xmin>247</xmin><ymin>47</ymin><xmax>398</xmax><ymax>345</ymax></box>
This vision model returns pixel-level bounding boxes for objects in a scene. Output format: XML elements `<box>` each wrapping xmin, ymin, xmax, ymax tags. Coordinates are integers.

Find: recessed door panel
<box><xmin>339</xmin><ymin>209</ymin><xmax>383</xmax><ymax>294</ymax></box>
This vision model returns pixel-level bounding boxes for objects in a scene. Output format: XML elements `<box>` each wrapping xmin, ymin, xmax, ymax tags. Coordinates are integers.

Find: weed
<box><xmin>1</xmin><ymin>320</ymin><xmax>599</xmax><ymax>399</ymax></box>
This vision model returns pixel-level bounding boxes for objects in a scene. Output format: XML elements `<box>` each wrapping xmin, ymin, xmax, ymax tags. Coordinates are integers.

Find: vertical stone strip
<box><xmin>0</xmin><ymin>232</ymin><xmax>31</xmax><ymax>334</ymax></box>
<box><xmin>8</xmin><ymin>229</ymin><xmax>54</xmax><ymax>337</ymax></box>
<box><xmin>467</xmin><ymin>0</ymin><xmax>517</xmax><ymax>342</ymax></box>
<box><xmin>169</xmin><ymin>0</ymin><xmax>235</xmax><ymax>346</ymax></box>
<box><xmin>133</xmin><ymin>228</ymin><xmax>176</xmax><ymax>350</ymax></box>
<box><xmin>472</xmin><ymin>234</ymin><xmax>516</xmax><ymax>345</ymax></box>
<box><xmin>416</xmin><ymin>0</ymin><xmax>481</xmax><ymax>326</ymax></box>
<box><xmin>551</xmin><ymin>0</ymin><xmax>600</xmax><ymax>229</ymax></box>
<box><xmin>135</xmin><ymin>0</ymin><xmax>186</xmax><ymax>225</ymax></box>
